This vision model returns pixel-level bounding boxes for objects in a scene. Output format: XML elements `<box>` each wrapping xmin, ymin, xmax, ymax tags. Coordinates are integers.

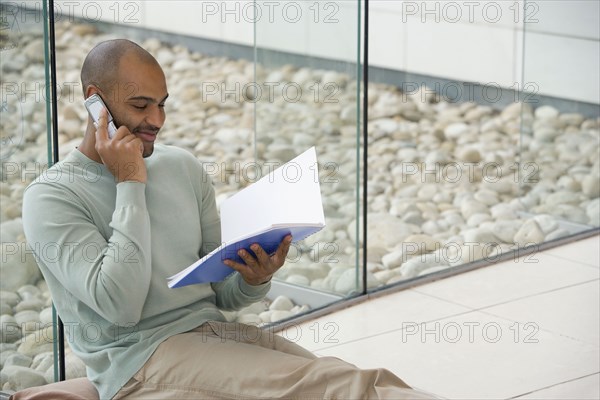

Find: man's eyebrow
<box><xmin>127</xmin><ymin>94</ymin><xmax>169</xmax><ymax>103</ymax></box>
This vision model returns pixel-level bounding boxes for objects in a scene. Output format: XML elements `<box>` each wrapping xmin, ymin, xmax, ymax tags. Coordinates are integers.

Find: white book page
<box><xmin>220</xmin><ymin>147</ymin><xmax>325</xmax><ymax>243</ymax></box>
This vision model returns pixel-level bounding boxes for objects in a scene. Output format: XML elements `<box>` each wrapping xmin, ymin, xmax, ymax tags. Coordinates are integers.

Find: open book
<box><xmin>168</xmin><ymin>147</ymin><xmax>326</xmax><ymax>288</ymax></box>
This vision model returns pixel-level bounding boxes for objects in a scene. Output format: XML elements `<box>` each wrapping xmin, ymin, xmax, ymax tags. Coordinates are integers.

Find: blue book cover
<box><xmin>168</xmin><ymin>225</ymin><xmax>323</xmax><ymax>288</ymax></box>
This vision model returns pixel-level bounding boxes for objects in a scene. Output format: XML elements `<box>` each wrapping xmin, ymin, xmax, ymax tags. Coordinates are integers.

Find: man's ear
<box><xmin>84</xmin><ymin>85</ymin><xmax>100</xmax><ymax>99</ymax></box>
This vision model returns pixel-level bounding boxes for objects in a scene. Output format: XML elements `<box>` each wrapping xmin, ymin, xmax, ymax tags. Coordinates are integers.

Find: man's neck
<box><xmin>78</xmin><ymin>123</ymin><xmax>103</xmax><ymax>163</ymax></box>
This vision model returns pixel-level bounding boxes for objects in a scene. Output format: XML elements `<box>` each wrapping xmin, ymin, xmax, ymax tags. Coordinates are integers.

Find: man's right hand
<box><xmin>95</xmin><ymin>108</ymin><xmax>147</xmax><ymax>183</ymax></box>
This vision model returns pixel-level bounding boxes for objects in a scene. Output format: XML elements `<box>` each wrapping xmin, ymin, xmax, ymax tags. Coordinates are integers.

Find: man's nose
<box><xmin>145</xmin><ymin>105</ymin><xmax>164</xmax><ymax>128</ymax></box>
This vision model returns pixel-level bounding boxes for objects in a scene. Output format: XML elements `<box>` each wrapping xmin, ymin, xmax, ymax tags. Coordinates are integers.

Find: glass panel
<box><xmin>520</xmin><ymin>0</ymin><xmax>599</xmax><ymax>235</ymax></box>
<box><xmin>1</xmin><ymin>1</ymin><xmax>55</xmax><ymax>390</ymax></box>
<box><xmin>46</xmin><ymin>1</ymin><xmax>259</xmax><ymax>382</ymax></box>
<box><xmin>364</xmin><ymin>2</ymin><xmax>528</xmax><ymax>289</ymax></box>
<box><xmin>254</xmin><ymin>0</ymin><xmax>363</xmax><ymax>311</ymax></box>
<box><xmin>362</xmin><ymin>0</ymin><xmax>599</xmax><ymax>292</ymax></box>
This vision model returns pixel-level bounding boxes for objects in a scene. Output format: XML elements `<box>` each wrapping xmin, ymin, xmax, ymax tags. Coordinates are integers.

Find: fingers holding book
<box><xmin>224</xmin><ymin>235</ymin><xmax>293</xmax><ymax>286</ymax></box>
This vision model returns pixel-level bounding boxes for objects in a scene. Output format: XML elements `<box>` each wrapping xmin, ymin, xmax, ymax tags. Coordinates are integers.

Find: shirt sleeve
<box><xmin>211</xmin><ymin>273</ymin><xmax>271</xmax><ymax>311</ymax></box>
<box><xmin>22</xmin><ymin>181</ymin><xmax>152</xmax><ymax>325</ymax></box>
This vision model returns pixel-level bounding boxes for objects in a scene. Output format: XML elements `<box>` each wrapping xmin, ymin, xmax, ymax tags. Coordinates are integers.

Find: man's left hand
<box><xmin>224</xmin><ymin>235</ymin><xmax>292</xmax><ymax>286</ymax></box>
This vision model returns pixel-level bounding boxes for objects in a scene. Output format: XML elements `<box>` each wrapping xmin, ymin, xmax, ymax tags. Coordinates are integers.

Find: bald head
<box><xmin>81</xmin><ymin>39</ymin><xmax>159</xmax><ymax>97</ymax></box>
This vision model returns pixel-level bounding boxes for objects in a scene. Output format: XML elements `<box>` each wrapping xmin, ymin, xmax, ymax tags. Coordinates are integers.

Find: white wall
<box><xmin>369</xmin><ymin>0</ymin><xmax>599</xmax><ymax>105</ymax></box>
<box><xmin>51</xmin><ymin>0</ymin><xmax>599</xmax><ymax>104</ymax></box>
<box><xmin>520</xmin><ymin>0</ymin><xmax>599</xmax><ymax>104</ymax></box>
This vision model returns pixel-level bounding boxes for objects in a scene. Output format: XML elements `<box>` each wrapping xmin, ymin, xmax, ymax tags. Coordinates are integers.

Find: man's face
<box><xmin>102</xmin><ymin>53</ymin><xmax>169</xmax><ymax>158</ymax></box>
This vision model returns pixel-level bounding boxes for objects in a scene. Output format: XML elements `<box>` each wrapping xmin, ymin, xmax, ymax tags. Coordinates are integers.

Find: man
<box><xmin>18</xmin><ymin>39</ymin><xmax>432</xmax><ymax>399</ymax></box>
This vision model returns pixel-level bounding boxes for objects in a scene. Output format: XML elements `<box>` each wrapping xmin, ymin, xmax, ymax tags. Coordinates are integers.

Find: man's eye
<box><xmin>158</xmin><ymin>104</ymin><xmax>165</xmax><ymax>108</ymax></box>
<box><xmin>133</xmin><ymin>105</ymin><xmax>147</xmax><ymax>110</ymax></box>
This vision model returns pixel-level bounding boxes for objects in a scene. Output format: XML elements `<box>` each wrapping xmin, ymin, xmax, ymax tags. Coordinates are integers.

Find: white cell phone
<box><xmin>84</xmin><ymin>94</ymin><xmax>117</xmax><ymax>138</ymax></box>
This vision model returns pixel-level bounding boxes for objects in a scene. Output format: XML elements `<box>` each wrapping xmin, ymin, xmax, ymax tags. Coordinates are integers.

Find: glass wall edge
<box><xmin>42</xmin><ymin>0</ymin><xmax>65</xmax><ymax>383</ymax></box>
<box><xmin>40</xmin><ymin>0</ymin><xmax>60</xmax><ymax>384</ymax></box>
<box><xmin>356</xmin><ymin>0</ymin><xmax>365</xmax><ymax>295</ymax></box>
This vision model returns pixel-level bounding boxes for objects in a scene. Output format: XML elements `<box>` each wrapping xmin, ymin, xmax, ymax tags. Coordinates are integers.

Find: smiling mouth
<box><xmin>136</xmin><ymin>131</ymin><xmax>158</xmax><ymax>142</ymax></box>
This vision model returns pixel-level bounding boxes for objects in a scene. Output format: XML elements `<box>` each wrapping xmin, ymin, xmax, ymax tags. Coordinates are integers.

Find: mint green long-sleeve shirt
<box><xmin>22</xmin><ymin>144</ymin><xmax>270</xmax><ymax>399</ymax></box>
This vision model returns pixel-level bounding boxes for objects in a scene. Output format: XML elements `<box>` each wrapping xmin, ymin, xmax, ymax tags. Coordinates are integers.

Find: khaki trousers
<box><xmin>12</xmin><ymin>321</ymin><xmax>437</xmax><ymax>399</ymax></box>
<box><xmin>114</xmin><ymin>321</ymin><xmax>434</xmax><ymax>399</ymax></box>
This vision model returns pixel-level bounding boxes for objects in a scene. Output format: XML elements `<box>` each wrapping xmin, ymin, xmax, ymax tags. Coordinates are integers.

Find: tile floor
<box><xmin>291</xmin><ymin>234</ymin><xmax>600</xmax><ymax>399</ymax></box>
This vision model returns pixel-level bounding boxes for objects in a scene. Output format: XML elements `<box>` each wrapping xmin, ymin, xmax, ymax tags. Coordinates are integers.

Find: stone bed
<box><xmin>1</xmin><ymin>22</ymin><xmax>599</xmax><ymax>390</ymax></box>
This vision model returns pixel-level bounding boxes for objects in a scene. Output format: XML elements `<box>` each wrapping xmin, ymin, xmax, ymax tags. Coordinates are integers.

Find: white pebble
<box><xmin>269</xmin><ymin>296</ymin><xmax>294</xmax><ymax>312</ymax></box>
<box><xmin>514</xmin><ymin>220</ymin><xmax>545</xmax><ymax>246</ymax></box>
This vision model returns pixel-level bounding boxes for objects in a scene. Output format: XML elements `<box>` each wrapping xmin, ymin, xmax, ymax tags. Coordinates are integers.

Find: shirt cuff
<box><xmin>115</xmin><ymin>181</ymin><xmax>147</xmax><ymax>209</ymax></box>
<box><xmin>238</xmin><ymin>275</ymin><xmax>271</xmax><ymax>298</ymax></box>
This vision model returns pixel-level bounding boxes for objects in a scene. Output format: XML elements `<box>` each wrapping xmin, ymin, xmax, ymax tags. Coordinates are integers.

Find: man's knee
<box><xmin>9</xmin><ymin>378</ymin><xmax>98</xmax><ymax>400</ymax></box>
